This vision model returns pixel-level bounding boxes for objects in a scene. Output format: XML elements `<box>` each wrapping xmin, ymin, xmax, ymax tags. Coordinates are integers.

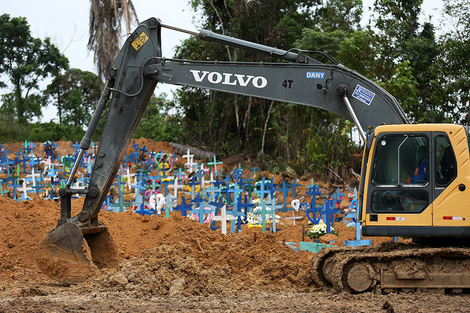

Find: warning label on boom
<box><xmin>352</xmin><ymin>85</ymin><xmax>375</xmax><ymax>106</ymax></box>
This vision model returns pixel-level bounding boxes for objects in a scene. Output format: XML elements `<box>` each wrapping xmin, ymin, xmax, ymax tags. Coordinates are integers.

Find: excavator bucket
<box><xmin>36</xmin><ymin>222</ymin><xmax>118</xmax><ymax>284</ymax></box>
<box><xmin>36</xmin><ymin>222</ymin><xmax>97</xmax><ymax>284</ymax></box>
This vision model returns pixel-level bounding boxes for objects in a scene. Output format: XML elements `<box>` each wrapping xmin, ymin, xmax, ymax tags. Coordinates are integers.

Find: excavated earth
<box><xmin>0</xmin><ymin>139</ymin><xmax>469</xmax><ymax>312</ymax></box>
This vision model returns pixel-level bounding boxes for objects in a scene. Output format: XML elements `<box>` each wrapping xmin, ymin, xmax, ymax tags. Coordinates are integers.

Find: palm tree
<box><xmin>88</xmin><ymin>0</ymin><xmax>139</xmax><ymax>82</ymax></box>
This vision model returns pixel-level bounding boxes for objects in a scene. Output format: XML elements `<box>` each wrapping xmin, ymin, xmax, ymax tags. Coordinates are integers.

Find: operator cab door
<box><xmin>368</xmin><ymin>132</ymin><xmax>433</xmax><ymax>227</ymax></box>
<box><xmin>364</xmin><ymin>131</ymin><xmax>458</xmax><ymax>237</ymax></box>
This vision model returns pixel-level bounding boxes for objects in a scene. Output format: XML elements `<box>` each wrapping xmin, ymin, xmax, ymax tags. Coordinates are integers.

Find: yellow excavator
<box><xmin>36</xmin><ymin>18</ymin><xmax>470</xmax><ymax>293</ymax></box>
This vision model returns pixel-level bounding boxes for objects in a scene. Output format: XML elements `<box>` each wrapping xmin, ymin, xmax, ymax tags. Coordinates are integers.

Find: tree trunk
<box><xmin>243</xmin><ymin>96</ymin><xmax>253</xmax><ymax>149</ymax></box>
<box><xmin>261</xmin><ymin>100</ymin><xmax>274</xmax><ymax>156</ymax></box>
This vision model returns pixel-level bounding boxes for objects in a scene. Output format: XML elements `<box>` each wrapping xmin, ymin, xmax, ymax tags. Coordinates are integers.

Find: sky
<box><xmin>2</xmin><ymin>0</ymin><xmax>444</xmax><ymax>123</ymax></box>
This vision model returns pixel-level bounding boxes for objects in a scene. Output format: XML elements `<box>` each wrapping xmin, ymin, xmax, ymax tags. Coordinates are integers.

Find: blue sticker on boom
<box><xmin>306</xmin><ymin>72</ymin><xmax>325</xmax><ymax>79</ymax></box>
<box><xmin>352</xmin><ymin>85</ymin><xmax>375</xmax><ymax>105</ymax></box>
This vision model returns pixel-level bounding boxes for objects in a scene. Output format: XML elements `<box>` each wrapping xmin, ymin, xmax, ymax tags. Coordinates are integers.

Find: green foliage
<box><xmin>0</xmin><ymin>115</ymin><xmax>84</xmax><ymax>143</ymax></box>
<box><xmin>0</xmin><ymin>14</ymin><xmax>69</xmax><ymax>124</ymax></box>
<box><xmin>380</xmin><ymin>61</ymin><xmax>420</xmax><ymax>118</ymax></box>
<box><xmin>304</xmin><ymin>119</ymin><xmax>358</xmax><ymax>173</ymax></box>
<box><xmin>434</xmin><ymin>0</ymin><xmax>470</xmax><ymax>124</ymax></box>
<box><xmin>44</xmin><ymin>68</ymin><xmax>101</xmax><ymax>126</ymax></box>
<box><xmin>133</xmin><ymin>94</ymin><xmax>183</xmax><ymax>142</ymax></box>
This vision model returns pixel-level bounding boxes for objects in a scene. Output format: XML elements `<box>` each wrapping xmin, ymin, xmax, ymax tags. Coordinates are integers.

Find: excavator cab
<box><xmin>360</xmin><ymin>124</ymin><xmax>469</xmax><ymax>241</ymax></box>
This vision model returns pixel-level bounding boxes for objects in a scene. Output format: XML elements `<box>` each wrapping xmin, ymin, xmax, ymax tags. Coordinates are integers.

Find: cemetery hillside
<box><xmin>0</xmin><ymin>139</ymin><xmax>469</xmax><ymax>311</ymax></box>
<box><xmin>2</xmin><ymin>0</ymin><xmax>470</xmax><ymax>311</ymax></box>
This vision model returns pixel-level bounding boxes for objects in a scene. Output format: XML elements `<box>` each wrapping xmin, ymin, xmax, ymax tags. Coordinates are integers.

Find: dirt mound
<box><xmin>81</xmin><ymin>213</ymin><xmax>314</xmax><ymax>296</ymax></box>
<box><xmin>0</xmin><ymin>195</ymin><xmax>314</xmax><ymax>293</ymax></box>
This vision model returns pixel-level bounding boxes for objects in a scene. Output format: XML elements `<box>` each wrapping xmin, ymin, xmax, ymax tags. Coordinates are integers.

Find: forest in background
<box><xmin>0</xmin><ymin>0</ymin><xmax>469</xmax><ymax>178</ymax></box>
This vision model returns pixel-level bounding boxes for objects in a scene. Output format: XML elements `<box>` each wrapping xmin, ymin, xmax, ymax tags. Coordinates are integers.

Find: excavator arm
<box><xmin>149</xmin><ymin>59</ymin><xmax>407</xmax><ymax>135</ymax></box>
<box><xmin>37</xmin><ymin>17</ymin><xmax>408</xmax><ymax>284</ymax></box>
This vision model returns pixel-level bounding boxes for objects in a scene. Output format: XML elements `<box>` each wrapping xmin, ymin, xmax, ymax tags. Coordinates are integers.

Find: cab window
<box><xmin>436</xmin><ymin>135</ymin><xmax>456</xmax><ymax>186</ymax></box>
<box><xmin>372</xmin><ymin>135</ymin><xmax>428</xmax><ymax>186</ymax></box>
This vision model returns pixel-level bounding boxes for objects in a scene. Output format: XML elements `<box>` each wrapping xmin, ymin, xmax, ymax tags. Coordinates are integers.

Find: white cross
<box><xmin>211</xmin><ymin>205</ymin><xmax>237</xmax><ymax>235</ymax></box>
<box><xmin>182</xmin><ymin>149</ymin><xmax>195</xmax><ymax>172</ymax></box>
<box><xmin>172</xmin><ymin>177</ymin><xmax>184</xmax><ymax>198</ymax></box>
<box><xmin>18</xmin><ymin>180</ymin><xmax>33</xmax><ymax>200</ymax></box>
<box><xmin>284</xmin><ymin>199</ymin><xmax>303</xmax><ymax>226</ymax></box>
<box><xmin>40</xmin><ymin>157</ymin><xmax>53</xmax><ymax>175</ymax></box>
<box><xmin>26</xmin><ymin>167</ymin><xmax>41</xmax><ymax>187</ymax></box>
<box><xmin>124</xmin><ymin>166</ymin><xmax>135</xmax><ymax>190</ymax></box>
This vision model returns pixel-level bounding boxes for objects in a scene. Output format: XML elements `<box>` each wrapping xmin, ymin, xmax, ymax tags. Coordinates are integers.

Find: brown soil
<box><xmin>0</xmin><ymin>140</ymin><xmax>468</xmax><ymax>312</ymax></box>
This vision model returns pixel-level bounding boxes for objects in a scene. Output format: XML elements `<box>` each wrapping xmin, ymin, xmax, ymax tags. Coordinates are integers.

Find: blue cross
<box><xmin>160</xmin><ymin>179</ymin><xmax>172</xmax><ymax>197</ymax></box>
<box><xmin>288</xmin><ymin>178</ymin><xmax>302</xmax><ymax>199</ymax></box>
<box><xmin>332</xmin><ymin>187</ymin><xmax>346</xmax><ymax>210</ymax></box>
<box><xmin>254</xmin><ymin>176</ymin><xmax>270</xmax><ymax>202</ymax></box>
<box><xmin>1</xmin><ymin>147</ymin><xmax>11</xmax><ymax>163</ymax></box>
<box><xmin>250</xmin><ymin>167</ymin><xmax>259</xmax><ymax>176</ymax></box>
<box><xmin>254</xmin><ymin>177</ymin><xmax>272</xmax><ymax>232</ymax></box>
<box><xmin>185</xmin><ymin>176</ymin><xmax>200</xmax><ymax>200</ymax></box>
<box><xmin>3</xmin><ymin>158</ymin><xmax>14</xmax><ymax>177</ymax></box>
<box><xmin>206</xmin><ymin>183</ymin><xmax>220</xmax><ymax>202</ymax></box>
<box><xmin>8</xmin><ymin>179</ymin><xmax>22</xmax><ymax>199</ymax></box>
<box><xmin>139</xmin><ymin>145</ymin><xmax>148</xmax><ymax>157</ymax></box>
<box><xmin>228</xmin><ymin>203</ymin><xmax>245</xmax><ymax>233</ymax></box>
<box><xmin>237</xmin><ymin>194</ymin><xmax>254</xmax><ymax>220</ymax></box>
<box><xmin>231</xmin><ymin>169</ymin><xmax>243</xmax><ymax>185</ymax></box>
<box><xmin>208</xmin><ymin>196</ymin><xmax>224</xmax><ymax>231</ymax></box>
<box><xmin>131</xmin><ymin>141</ymin><xmax>140</xmax><ymax>153</ymax></box>
<box><xmin>19</xmin><ymin>154</ymin><xmax>29</xmax><ymax>173</ymax></box>
<box><xmin>190</xmin><ymin>197</ymin><xmax>212</xmax><ymax>224</ymax></box>
<box><xmin>276</xmin><ymin>181</ymin><xmax>292</xmax><ymax>212</ymax></box>
<box><xmin>72</xmin><ymin>141</ymin><xmax>81</xmax><ymax>156</ymax></box>
<box><xmin>129</xmin><ymin>152</ymin><xmax>139</xmax><ymax>166</ymax></box>
<box><xmin>240</xmin><ymin>173</ymin><xmax>254</xmax><ymax>190</ymax></box>
<box><xmin>305</xmin><ymin>185</ymin><xmax>322</xmax><ymax>223</ymax></box>
<box><xmin>131</xmin><ymin>177</ymin><xmax>147</xmax><ymax>205</ymax></box>
<box><xmin>27</xmin><ymin>156</ymin><xmax>39</xmax><ymax>170</ymax></box>
<box><xmin>235</xmin><ymin>195</ymin><xmax>254</xmax><ymax>229</ymax></box>
<box><xmin>174</xmin><ymin>197</ymin><xmax>193</xmax><ymax>217</ymax></box>
<box><xmin>228</xmin><ymin>184</ymin><xmax>244</xmax><ymax>208</ymax></box>
<box><xmin>170</xmin><ymin>152</ymin><xmax>178</xmax><ymax>167</ymax></box>
<box><xmin>211</xmin><ymin>175</ymin><xmax>224</xmax><ymax>189</ymax></box>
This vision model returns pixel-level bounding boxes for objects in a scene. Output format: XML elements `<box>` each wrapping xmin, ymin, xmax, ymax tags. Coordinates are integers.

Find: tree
<box><xmin>370</xmin><ymin>0</ymin><xmax>441</xmax><ymax>122</ymax></box>
<box><xmin>134</xmin><ymin>94</ymin><xmax>183</xmax><ymax>141</ymax></box>
<box><xmin>0</xmin><ymin>14</ymin><xmax>69</xmax><ymax>123</ymax></box>
<box><xmin>88</xmin><ymin>0</ymin><xmax>139</xmax><ymax>81</ymax></box>
<box><xmin>44</xmin><ymin>69</ymin><xmax>101</xmax><ymax>126</ymax></box>
<box><xmin>434</xmin><ymin>0</ymin><xmax>470</xmax><ymax>124</ymax></box>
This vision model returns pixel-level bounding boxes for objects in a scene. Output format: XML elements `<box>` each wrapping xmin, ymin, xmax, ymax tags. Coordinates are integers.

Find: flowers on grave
<box><xmin>306</xmin><ymin>220</ymin><xmax>338</xmax><ymax>239</ymax></box>
<box><xmin>246</xmin><ymin>212</ymin><xmax>261</xmax><ymax>225</ymax></box>
<box><xmin>187</xmin><ymin>210</ymin><xmax>214</xmax><ymax>224</ymax></box>
<box><xmin>246</xmin><ymin>207</ymin><xmax>284</xmax><ymax>226</ymax></box>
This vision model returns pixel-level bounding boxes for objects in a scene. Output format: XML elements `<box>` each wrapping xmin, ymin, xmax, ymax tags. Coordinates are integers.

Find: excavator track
<box><xmin>312</xmin><ymin>242</ymin><xmax>470</xmax><ymax>294</ymax></box>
